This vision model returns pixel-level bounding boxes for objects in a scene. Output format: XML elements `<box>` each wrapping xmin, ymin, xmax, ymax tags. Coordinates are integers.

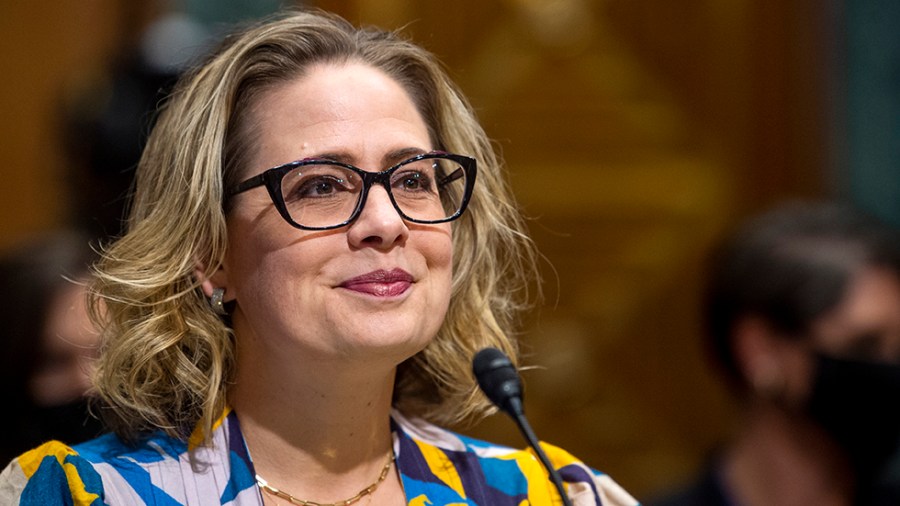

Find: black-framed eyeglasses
<box><xmin>227</xmin><ymin>151</ymin><xmax>476</xmax><ymax>230</ymax></box>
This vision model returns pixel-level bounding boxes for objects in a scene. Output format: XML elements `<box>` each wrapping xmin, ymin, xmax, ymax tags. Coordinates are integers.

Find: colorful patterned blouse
<box><xmin>0</xmin><ymin>409</ymin><xmax>637</xmax><ymax>505</ymax></box>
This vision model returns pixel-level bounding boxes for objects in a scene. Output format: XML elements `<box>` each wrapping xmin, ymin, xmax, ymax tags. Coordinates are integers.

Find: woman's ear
<box><xmin>193</xmin><ymin>260</ymin><xmax>230</xmax><ymax>300</ymax></box>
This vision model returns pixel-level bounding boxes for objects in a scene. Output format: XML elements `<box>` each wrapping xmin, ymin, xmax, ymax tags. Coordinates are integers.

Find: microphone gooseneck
<box><xmin>472</xmin><ymin>348</ymin><xmax>574</xmax><ymax>506</ymax></box>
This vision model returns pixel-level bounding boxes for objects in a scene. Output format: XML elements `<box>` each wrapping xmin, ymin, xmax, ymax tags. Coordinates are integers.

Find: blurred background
<box><xmin>2</xmin><ymin>0</ymin><xmax>899</xmax><ymax>500</ymax></box>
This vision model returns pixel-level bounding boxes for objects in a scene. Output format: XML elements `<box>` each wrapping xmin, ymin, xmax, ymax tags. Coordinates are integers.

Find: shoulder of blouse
<box><xmin>0</xmin><ymin>413</ymin><xmax>258</xmax><ymax>506</ymax></box>
<box><xmin>391</xmin><ymin>410</ymin><xmax>638</xmax><ymax>506</ymax></box>
<box><xmin>0</xmin><ymin>440</ymin><xmax>104</xmax><ymax>505</ymax></box>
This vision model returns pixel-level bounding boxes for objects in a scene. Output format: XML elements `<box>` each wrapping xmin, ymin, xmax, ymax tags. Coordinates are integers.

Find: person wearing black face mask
<box><xmin>647</xmin><ymin>201</ymin><xmax>900</xmax><ymax>506</ymax></box>
<box><xmin>0</xmin><ymin>232</ymin><xmax>103</xmax><ymax>466</ymax></box>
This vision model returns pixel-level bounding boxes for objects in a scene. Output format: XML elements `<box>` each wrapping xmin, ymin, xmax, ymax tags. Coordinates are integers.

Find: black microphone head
<box><xmin>472</xmin><ymin>347</ymin><xmax>524</xmax><ymax>416</ymax></box>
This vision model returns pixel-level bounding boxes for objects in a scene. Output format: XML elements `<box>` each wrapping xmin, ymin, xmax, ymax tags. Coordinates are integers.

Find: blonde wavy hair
<box><xmin>90</xmin><ymin>9</ymin><xmax>538</xmax><ymax>445</ymax></box>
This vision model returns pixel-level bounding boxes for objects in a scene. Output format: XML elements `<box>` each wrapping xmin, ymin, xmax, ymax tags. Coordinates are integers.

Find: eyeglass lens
<box><xmin>279</xmin><ymin>157</ymin><xmax>468</xmax><ymax>228</ymax></box>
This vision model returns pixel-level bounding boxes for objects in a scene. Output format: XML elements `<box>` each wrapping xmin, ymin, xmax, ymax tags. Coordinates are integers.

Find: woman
<box><xmin>0</xmin><ymin>9</ymin><xmax>635</xmax><ymax>506</ymax></box>
<box><xmin>649</xmin><ymin>201</ymin><xmax>900</xmax><ymax>506</ymax></box>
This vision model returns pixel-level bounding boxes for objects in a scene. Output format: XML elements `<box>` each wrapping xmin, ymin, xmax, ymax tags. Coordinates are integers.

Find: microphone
<box><xmin>473</xmin><ymin>348</ymin><xmax>574</xmax><ymax>506</ymax></box>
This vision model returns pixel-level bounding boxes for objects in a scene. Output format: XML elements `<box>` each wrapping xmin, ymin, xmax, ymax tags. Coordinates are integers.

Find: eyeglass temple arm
<box><xmin>438</xmin><ymin>167</ymin><xmax>465</xmax><ymax>187</ymax></box>
<box><xmin>229</xmin><ymin>173</ymin><xmax>267</xmax><ymax>197</ymax></box>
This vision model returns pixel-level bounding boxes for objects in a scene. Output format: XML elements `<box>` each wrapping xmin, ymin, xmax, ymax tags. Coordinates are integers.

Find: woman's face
<box><xmin>221</xmin><ymin>62</ymin><xmax>453</xmax><ymax>366</ymax></box>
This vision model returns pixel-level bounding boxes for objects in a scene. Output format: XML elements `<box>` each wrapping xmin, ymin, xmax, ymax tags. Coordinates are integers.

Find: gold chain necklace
<box><xmin>255</xmin><ymin>451</ymin><xmax>395</xmax><ymax>506</ymax></box>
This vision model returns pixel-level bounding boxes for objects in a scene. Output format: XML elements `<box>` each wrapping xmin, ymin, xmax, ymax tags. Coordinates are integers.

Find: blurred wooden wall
<box><xmin>0</xmin><ymin>2</ymin><xmax>114</xmax><ymax>248</ymax></box>
<box><xmin>0</xmin><ymin>1</ymin><xmax>160</xmax><ymax>248</ymax></box>
<box><xmin>1</xmin><ymin>0</ymin><xmax>829</xmax><ymax>499</ymax></box>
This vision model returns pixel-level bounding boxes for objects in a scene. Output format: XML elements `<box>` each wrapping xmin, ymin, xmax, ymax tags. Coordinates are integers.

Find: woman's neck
<box><xmin>723</xmin><ymin>401</ymin><xmax>854</xmax><ymax>506</ymax></box>
<box><xmin>230</xmin><ymin>342</ymin><xmax>400</xmax><ymax>504</ymax></box>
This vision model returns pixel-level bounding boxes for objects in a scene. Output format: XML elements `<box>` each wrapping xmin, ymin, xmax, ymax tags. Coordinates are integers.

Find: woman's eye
<box><xmin>287</xmin><ymin>175</ymin><xmax>347</xmax><ymax>201</ymax></box>
<box><xmin>394</xmin><ymin>170</ymin><xmax>433</xmax><ymax>192</ymax></box>
<box><xmin>307</xmin><ymin>178</ymin><xmax>338</xmax><ymax>195</ymax></box>
<box><xmin>403</xmin><ymin>174</ymin><xmax>422</xmax><ymax>189</ymax></box>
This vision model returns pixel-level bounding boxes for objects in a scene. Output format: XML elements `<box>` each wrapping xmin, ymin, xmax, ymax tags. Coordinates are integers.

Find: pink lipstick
<box><xmin>339</xmin><ymin>268</ymin><xmax>413</xmax><ymax>297</ymax></box>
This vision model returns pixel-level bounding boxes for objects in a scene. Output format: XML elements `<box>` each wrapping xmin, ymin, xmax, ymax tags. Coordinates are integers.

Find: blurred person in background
<box><xmin>63</xmin><ymin>1</ymin><xmax>282</xmax><ymax>238</ymax></box>
<box><xmin>62</xmin><ymin>4</ymin><xmax>216</xmax><ymax>238</ymax></box>
<box><xmin>649</xmin><ymin>200</ymin><xmax>900</xmax><ymax>506</ymax></box>
<box><xmin>0</xmin><ymin>231</ymin><xmax>102</xmax><ymax>465</ymax></box>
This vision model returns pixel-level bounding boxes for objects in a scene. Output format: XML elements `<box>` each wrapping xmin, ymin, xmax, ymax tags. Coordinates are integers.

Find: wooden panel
<box><xmin>0</xmin><ymin>1</ymin><xmax>128</xmax><ymax>249</ymax></box>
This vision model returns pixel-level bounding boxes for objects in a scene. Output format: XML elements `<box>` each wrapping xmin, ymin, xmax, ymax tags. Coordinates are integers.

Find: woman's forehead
<box><xmin>244</xmin><ymin>62</ymin><xmax>431</xmax><ymax>171</ymax></box>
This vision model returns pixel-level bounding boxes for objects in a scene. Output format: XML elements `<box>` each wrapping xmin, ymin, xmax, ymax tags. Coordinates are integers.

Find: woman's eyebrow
<box><xmin>382</xmin><ymin>147</ymin><xmax>429</xmax><ymax>166</ymax></box>
<box><xmin>304</xmin><ymin>151</ymin><xmax>350</xmax><ymax>163</ymax></box>
<box><xmin>303</xmin><ymin>147</ymin><xmax>430</xmax><ymax>168</ymax></box>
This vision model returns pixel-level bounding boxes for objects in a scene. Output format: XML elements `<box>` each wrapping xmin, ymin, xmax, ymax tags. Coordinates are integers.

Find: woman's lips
<box><xmin>339</xmin><ymin>268</ymin><xmax>413</xmax><ymax>297</ymax></box>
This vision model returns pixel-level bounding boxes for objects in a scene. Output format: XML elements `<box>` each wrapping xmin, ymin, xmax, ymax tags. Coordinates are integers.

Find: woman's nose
<box><xmin>346</xmin><ymin>186</ymin><xmax>408</xmax><ymax>249</ymax></box>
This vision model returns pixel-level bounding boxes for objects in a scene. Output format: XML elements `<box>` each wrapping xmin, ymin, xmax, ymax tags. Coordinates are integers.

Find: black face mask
<box><xmin>806</xmin><ymin>353</ymin><xmax>900</xmax><ymax>482</ymax></box>
<box><xmin>27</xmin><ymin>398</ymin><xmax>104</xmax><ymax>448</ymax></box>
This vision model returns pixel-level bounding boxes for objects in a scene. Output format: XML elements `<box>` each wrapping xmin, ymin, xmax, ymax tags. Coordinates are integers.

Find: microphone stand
<box><xmin>506</xmin><ymin>396</ymin><xmax>574</xmax><ymax>506</ymax></box>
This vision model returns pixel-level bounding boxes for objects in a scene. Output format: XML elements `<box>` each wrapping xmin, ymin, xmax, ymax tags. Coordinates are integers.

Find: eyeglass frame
<box><xmin>226</xmin><ymin>151</ymin><xmax>477</xmax><ymax>231</ymax></box>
